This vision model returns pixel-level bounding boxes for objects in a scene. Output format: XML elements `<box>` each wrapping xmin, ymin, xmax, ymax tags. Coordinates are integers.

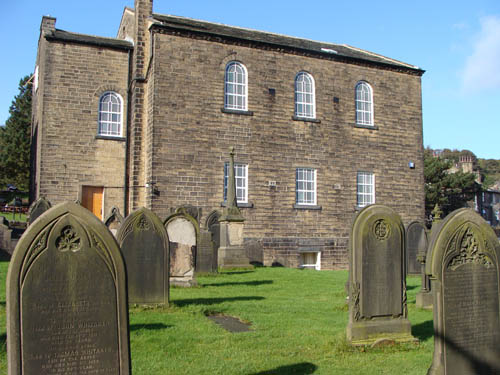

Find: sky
<box><xmin>1</xmin><ymin>0</ymin><xmax>499</xmax><ymax>159</ymax></box>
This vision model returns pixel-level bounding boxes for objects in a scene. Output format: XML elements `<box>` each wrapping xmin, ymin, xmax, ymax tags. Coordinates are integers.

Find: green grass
<box><xmin>0</xmin><ymin>212</ymin><xmax>27</xmax><ymax>223</ymax></box>
<box><xmin>0</xmin><ymin>262</ymin><xmax>434</xmax><ymax>374</ymax></box>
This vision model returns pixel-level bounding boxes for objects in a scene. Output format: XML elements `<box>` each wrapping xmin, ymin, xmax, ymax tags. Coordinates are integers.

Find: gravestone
<box><xmin>164</xmin><ymin>210</ymin><xmax>198</xmax><ymax>287</ymax></box>
<box><xmin>406</xmin><ymin>221</ymin><xmax>426</xmax><ymax>275</ymax></box>
<box><xmin>426</xmin><ymin>208</ymin><xmax>500</xmax><ymax>374</ymax></box>
<box><xmin>104</xmin><ymin>206</ymin><xmax>125</xmax><ymax>236</ymax></box>
<box><xmin>6</xmin><ymin>201</ymin><xmax>130</xmax><ymax>375</ymax></box>
<box><xmin>117</xmin><ymin>207</ymin><xmax>169</xmax><ymax>305</ymax></box>
<box><xmin>197</xmin><ymin>210</ymin><xmax>220</xmax><ymax>273</ymax></box>
<box><xmin>346</xmin><ymin>204</ymin><xmax>414</xmax><ymax>345</ymax></box>
<box><xmin>406</xmin><ymin>222</ymin><xmax>432</xmax><ymax>309</ymax></box>
<box><xmin>27</xmin><ymin>197</ymin><xmax>51</xmax><ymax>226</ymax></box>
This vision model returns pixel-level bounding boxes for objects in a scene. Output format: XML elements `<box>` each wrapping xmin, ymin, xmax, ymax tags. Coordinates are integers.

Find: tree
<box><xmin>0</xmin><ymin>75</ymin><xmax>32</xmax><ymax>191</ymax></box>
<box><xmin>424</xmin><ymin>148</ymin><xmax>478</xmax><ymax>218</ymax></box>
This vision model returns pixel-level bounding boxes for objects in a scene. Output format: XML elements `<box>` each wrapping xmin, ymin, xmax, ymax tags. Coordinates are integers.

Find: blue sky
<box><xmin>2</xmin><ymin>0</ymin><xmax>499</xmax><ymax>159</ymax></box>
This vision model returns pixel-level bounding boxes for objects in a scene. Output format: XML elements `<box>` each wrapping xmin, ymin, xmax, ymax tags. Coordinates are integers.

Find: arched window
<box><xmin>98</xmin><ymin>92</ymin><xmax>123</xmax><ymax>136</ymax></box>
<box><xmin>224</xmin><ymin>62</ymin><xmax>248</xmax><ymax>110</ymax></box>
<box><xmin>295</xmin><ymin>72</ymin><xmax>315</xmax><ymax>119</ymax></box>
<box><xmin>355</xmin><ymin>81</ymin><xmax>374</xmax><ymax>126</ymax></box>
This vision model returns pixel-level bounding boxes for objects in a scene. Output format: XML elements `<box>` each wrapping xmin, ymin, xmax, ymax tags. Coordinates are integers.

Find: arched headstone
<box><xmin>27</xmin><ymin>197</ymin><xmax>51</xmax><ymax>226</ymax></box>
<box><xmin>406</xmin><ymin>221</ymin><xmax>427</xmax><ymax>275</ymax></box>
<box><xmin>347</xmin><ymin>204</ymin><xmax>414</xmax><ymax>345</ymax></box>
<box><xmin>117</xmin><ymin>207</ymin><xmax>169</xmax><ymax>305</ymax></box>
<box><xmin>164</xmin><ymin>211</ymin><xmax>198</xmax><ymax>286</ymax></box>
<box><xmin>104</xmin><ymin>206</ymin><xmax>125</xmax><ymax>236</ymax></box>
<box><xmin>426</xmin><ymin>208</ymin><xmax>500</xmax><ymax>374</ymax></box>
<box><xmin>7</xmin><ymin>202</ymin><xmax>130</xmax><ymax>375</ymax></box>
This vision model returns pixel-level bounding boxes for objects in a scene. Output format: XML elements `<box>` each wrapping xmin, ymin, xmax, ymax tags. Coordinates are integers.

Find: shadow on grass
<box><xmin>412</xmin><ymin>320</ymin><xmax>434</xmax><ymax>341</ymax></box>
<box><xmin>0</xmin><ymin>333</ymin><xmax>6</xmax><ymax>355</ymax></box>
<box><xmin>406</xmin><ymin>285</ymin><xmax>418</xmax><ymax>291</ymax></box>
<box><xmin>203</xmin><ymin>280</ymin><xmax>273</xmax><ymax>288</ymax></box>
<box><xmin>173</xmin><ymin>296</ymin><xmax>265</xmax><ymax>307</ymax></box>
<box><xmin>130</xmin><ymin>323</ymin><xmax>172</xmax><ymax>332</ymax></box>
<box><xmin>222</xmin><ymin>270</ymin><xmax>255</xmax><ymax>275</ymax></box>
<box><xmin>0</xmin><ymin>302</ymin><xmax>5</xmax><ymax>307</ymax></box>
<box><xmin>249</xmin><ymin>362</ymin><xmax>317</xmax><ymax>374</ymax></box>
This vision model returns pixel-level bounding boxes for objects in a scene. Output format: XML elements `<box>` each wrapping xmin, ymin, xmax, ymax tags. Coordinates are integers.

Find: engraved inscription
<box><xmin>448</xmin><ymin>227</ymin><xmax>492</xmax><ymax>270</ymax></box>
<box><xmin>22</xmin><ymin>250</ymin><xmax>120</xmax><ymax>374</ymax></box>
<box><xmin>443</xmin><ymin>263</ymin><xmax>500</xmax><ymax>373</ymax></box>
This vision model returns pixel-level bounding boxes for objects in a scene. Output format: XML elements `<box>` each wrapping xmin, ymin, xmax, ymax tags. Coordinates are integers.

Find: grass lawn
<box><xmin>0</xmin><ymin>212</ymin><xmax>27</xmax><ymax>223</ymax></box>
<box><xmin>0</xmin><ymin>261</ymin><xmax>434</xmax><ymax>374</ymax></box>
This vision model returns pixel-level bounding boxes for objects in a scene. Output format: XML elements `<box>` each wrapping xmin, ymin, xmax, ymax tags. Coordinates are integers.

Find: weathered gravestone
<box><xmin>117</xmin><ymin>207</ymin><xmax>169</xmax><ymax>305</ymax></box>
<box><xmin>164</xmin><ymin>210</ymin><xmax>198</xmax><ymax>287</ymax></box>
<box><xmin>406</xmin><ymin>221</ymin><xmax>427</xmax><ymax>275</ymax></box>
<box><xmin>196</xmin><ymin>210</ymin><xmax>220</xmax><ymax>273</ymax></box>
<box><xmin>347</xmin><ymin>204</ymin><xmax>414</xmax><ymax>345</ymax></box>
<box><xmin>6</xmin><ymin>201</ymin><xmax>130</xmax><ymax>375</ymax></box>
<box><xmin>426</xmin><ymin>208</ymin><xmax>500</xmax><ymax>374</ymax></box>
<box><xmin>27</xmin><ymin>197</ymin><xmax>51</xmax><ymax>226</ymax></box>
<box><xmin>104</xmin><ymin>206</ymin><xmax>125</xmax><ymax>236</ymax></box>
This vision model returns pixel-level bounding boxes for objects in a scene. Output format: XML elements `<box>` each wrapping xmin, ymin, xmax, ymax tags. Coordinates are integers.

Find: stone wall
<box><xmin>32</xmin><ymin>18</ymin><xmax>130</xmax><ymax>216</ymax></box>
<box><xmin>147</xmin><ymin>31</ymin><xmax>424</xmax><ymax>269</ymax></box>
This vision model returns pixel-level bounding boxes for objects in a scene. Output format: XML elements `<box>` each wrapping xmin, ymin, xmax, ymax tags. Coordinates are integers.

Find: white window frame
<box><xmin>98</xmin><ymin>91</ymin><xmax>123</xmax><ymax>137</ymax></box>
<box><xmin>300</xmin><ymin>251</ymin><xmax>321</xmax><ymax>270</ymax></box>
<box><xmin>357</xmin><ymin>171</ymin><xmax>375</xmax><ymax>207</ymax></box>
<box><xmin>355</xmin><ymin>81</ymin><xmax>374</xmax><ymax>126</ymax></box>
<box><xmin>295</xmin><ymin>72</ymin><xmax>316</xmax><ymax>119</ymax></box>
<box><xmin>296</xmin><ymin>168</ymin><xmax>317</xmax><ymax>205</ymax></box>
<box><xmin>224</xmin><ymin>163</ymin><xmax>248</xmax><ymax>204</ymax></box>
<box><xmin>224</xmin><ymin>61</ymin><xmax>248</xmax><ymax>111</ymax></box>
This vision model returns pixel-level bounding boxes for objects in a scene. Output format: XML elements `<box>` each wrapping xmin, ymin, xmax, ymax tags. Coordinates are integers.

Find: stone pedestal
<box><xmin>218</xmin><ymin>221</ymin><xmax>250</xmax><ymax>269</ymax></box>
<box><xmin>416</xmin><ymin>290</ymin><xmax>433</xmax><ymax>309</ymax></box>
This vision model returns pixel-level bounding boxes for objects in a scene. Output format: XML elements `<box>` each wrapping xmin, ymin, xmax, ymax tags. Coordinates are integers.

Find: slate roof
<box><xmin>45</xmin><ymin>29</ymin><xmax>134</xmax><ymax>50</ymax></box>
<box><xmin>151</xmin><ymin>14</ymin><xmax>424</xmax><ymax>74</ymax></box>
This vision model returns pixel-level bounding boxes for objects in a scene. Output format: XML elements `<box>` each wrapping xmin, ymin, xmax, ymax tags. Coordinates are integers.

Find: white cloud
<box><xmin>462</xmin><ymin>16</ymin><xmax>500</xmax><ymax>94</ymax></box>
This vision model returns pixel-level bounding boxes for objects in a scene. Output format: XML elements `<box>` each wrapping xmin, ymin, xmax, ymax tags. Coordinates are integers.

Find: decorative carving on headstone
<box><xmin>27</xmin><ymin>197</ymin><xmax>51</xmax><ymax>226</ymax></box>
<box><xmin>426</xmin><ymin>208</ymin><xmax>500</xmax><ymax>374</ymax></box>
<box><xmin>117</xmin><ymin>207</ymin><xmax>169</xmax><ymax>305</ymax></box>
<box><xmin>346</xmin><ymin>204</ymin><xmax>415</xmax><ymax>345</ymax></box>
<box><xmin>6</xmin><ymin>201</ymin><xmax>130</xmax><ymax>375</ymax></box>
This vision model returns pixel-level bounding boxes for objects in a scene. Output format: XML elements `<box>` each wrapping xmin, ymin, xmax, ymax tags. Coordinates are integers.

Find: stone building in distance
<box><xmin>31</xmin><ymin>0</ymin><xmax>425</xmax><ymax>270</ymax></box>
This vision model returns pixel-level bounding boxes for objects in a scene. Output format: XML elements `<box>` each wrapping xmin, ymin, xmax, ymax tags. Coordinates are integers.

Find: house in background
<box><xmin>31</xmin><ymin>0</ymin><xmax>425</xmax><ymax>270</ymax></box>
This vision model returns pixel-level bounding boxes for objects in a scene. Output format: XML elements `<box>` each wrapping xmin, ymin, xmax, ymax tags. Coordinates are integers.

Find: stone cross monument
<box><xmin>218</xmin><ymin>147</ymin><xmax>250</xmax><ymax>268</ymax></box>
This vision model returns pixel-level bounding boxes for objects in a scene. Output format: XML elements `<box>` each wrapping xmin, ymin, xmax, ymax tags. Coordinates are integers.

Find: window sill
<box><xmin>292</xmin><ymin>116</ymin><xmax>321</xmax><ymax>123</ymax></box>
<box><xmin>220</xmin><ymin>202</ymin><xmax>254</xmax><ymax>208</ymax></box>
<box><xmin>221</xmin><ymin>108</ymin><xmax>254</xmax><ymax>116</ymax></box>
<box><xmin>293</xmin><ymin>204</ymin><xmax>322</xmax><ymax>210</ymax></box>
<box><xmin>354</xmin><ymin>123</ymin><xmax>378</xmax><ymax>130</ymax></box>
<box><xmin>95</xmin><ymin>135</ymin><xmax>126</xmax><ymax>141</ymax></box>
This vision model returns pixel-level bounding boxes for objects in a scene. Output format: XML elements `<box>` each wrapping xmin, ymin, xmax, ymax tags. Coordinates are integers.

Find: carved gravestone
<box><xmin>347</xmin><ymin>204</ymin><xmax>414</xmax><ymax>345</ymax></box>
<box><xmin>6</xmin><ymin>202</ymin><xmax>130</xmax><ymax>375</ymax></box>
<box><xmin>117</xmin><ymin>207</ymin><xmax>169</xmax><ymax>305</ymax></box>
<box><xmin>426</xmin><ymin>208</ymin><xmax>500</xmax><ymax>374</ymax></box>
<box><xmin>104</xmin><ymin>206</ymin><xmax>125</xmax><ymax>236</ymax></box>
<box><xmin>406</xmin><ymin>221</ymin><xmax>427</xmax><ymax>275</ymax></box>
<box><xmin>164</xmin><ymin>211</ymin><xmax>198</xmax><ymax>286</ymax></box>
<box><xmin>27</xmin><ymin>197</ymin><xmax>51</xmax><ymax>226</ymax></box>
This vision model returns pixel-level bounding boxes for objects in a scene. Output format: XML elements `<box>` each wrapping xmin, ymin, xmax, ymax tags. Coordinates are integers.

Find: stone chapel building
<box><xmin>31</xmin><ymin>0</ymin><xmax>425</xmax><ymax>270</ymax></box>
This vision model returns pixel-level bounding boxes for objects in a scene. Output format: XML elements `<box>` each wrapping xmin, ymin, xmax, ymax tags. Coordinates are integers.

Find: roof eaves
<box><xmin>46</xmin><ymin>29</ymin><xmax>134</xmax><ymax>50</ymax></box>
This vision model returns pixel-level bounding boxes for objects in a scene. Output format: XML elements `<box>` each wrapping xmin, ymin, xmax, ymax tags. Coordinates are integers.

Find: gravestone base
<box><xmin>416</xmin><ymin>291</ymin><xmax>433</xmax><ymax>309</ymax></box>
<box><xmin>218</xmin><ymin>245</ymin><xmax>251</xmax><ymax>269</ymax></box>
<box><xmin>170</xmin><ymin>276</ymin><xmax>198</xmax><ymax>287</ymax></box>
<box><xmin>346</xmin><ymin>318</ymin><xmax>416</xmax><ymax>346</ymax></box>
